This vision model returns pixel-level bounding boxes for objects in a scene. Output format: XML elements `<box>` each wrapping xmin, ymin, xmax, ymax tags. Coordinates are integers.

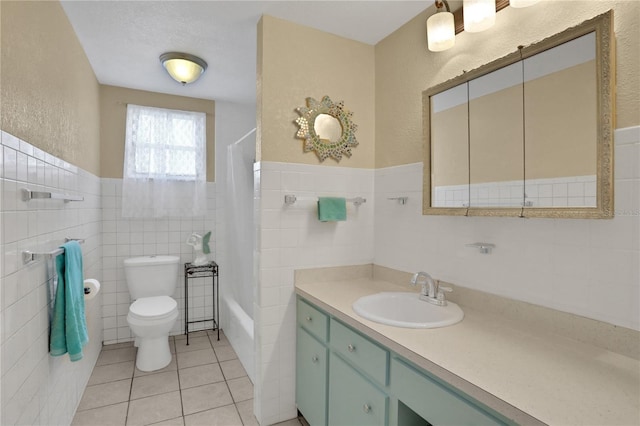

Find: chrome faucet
<box><xmin>410</xmin><ymin>271</ymin><xmax>452</xmax><ymax>306</ymax></box>
<box><xmin>410</xmin><ymin>272</ymin><xmax>436</xmax><ymax>298</ymax></box>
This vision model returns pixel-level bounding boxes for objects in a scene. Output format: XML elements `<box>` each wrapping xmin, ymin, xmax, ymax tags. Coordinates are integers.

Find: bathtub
<box><xmin>221</xmin><ymin>293</ymin><xmax>255</xmax><ymax>383</ymax></box>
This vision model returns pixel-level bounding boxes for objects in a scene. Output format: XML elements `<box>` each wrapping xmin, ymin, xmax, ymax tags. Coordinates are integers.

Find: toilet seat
<box><xmin>129</xmin><ymin>296</ymin><xmax>177</xmax><ymax>321</ymax></box>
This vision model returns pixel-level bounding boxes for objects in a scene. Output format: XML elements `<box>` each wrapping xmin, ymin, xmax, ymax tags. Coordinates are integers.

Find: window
<box><xmin>122</xmin><ymin>104</ymin><xmax>207</xmax><ymax>218</ymax></box>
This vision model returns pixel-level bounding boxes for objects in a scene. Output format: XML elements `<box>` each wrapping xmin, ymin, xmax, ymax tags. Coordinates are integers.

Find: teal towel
<box><xmin>317</xmin><ymin>197</ymin><xmax>347</xmax><ymax>222</ymax></box>
<box><xmin>202</xmin><ymin>231</ymin><xmax>212</xmax><ymax>254</ymax></box>
<box><xmin>50</xmin><ymin>241</ymin><xmax>88</xmax><ymax>362</ymax></box>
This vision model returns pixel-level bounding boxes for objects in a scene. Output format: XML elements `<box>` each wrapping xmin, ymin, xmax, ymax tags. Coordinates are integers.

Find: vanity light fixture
<box><xmin>427</xmin><ymin>0</ymin><xmax>455</xmax><ymax>52</ymax></box>
<box><xmin>509</xmin><ymin>0</ymin><xmax>540</xmax><ymax>8</ymax></box>
<box><xmin>427</xmin><ymin>0</ymin><xmax>540</xmax><ymax>52</ymax></box>
<box><xmin>159</xmin><ymin>52</ymin><xmax>208</xmax><ymax>85</ymax></box>
<box><xmin>463</xmin><ymin>0</ymin><xmax>496</xmax><ymax>32</ymax></box>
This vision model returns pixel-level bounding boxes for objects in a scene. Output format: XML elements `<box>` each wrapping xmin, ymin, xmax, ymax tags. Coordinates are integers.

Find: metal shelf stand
<box><xmin>184</xmin><ymin>261</ymin><xmax>219</xmax><ymax>344</ymax></box>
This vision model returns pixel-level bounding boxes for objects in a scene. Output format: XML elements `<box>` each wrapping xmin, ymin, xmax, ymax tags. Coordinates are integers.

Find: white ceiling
<box><xmin>60</xmin><ymin>1</ymin><xmax>429</xmax><ymax>105</ymax></box>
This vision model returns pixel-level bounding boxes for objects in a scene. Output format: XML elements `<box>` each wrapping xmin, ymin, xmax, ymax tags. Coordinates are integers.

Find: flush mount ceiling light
<box><xmin>159</xmin><ymin>52</ymin><xmax>208</xmax><ymax>85</ymax></box>
<box><xmin>427</xmin><ymin>0</ymin><xmax>455</xmax><ymax>52</ymax></box>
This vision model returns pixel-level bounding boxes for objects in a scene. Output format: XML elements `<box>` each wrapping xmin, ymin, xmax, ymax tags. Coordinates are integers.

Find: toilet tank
<box><xmin>124</xmin><ymin>255</ymin><xmax>180</xmax><ymax>299</ymax></box>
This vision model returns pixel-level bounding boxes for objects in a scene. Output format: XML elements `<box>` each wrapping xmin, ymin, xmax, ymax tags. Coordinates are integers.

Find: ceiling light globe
<box><xmin>463</xmin><ymin>0</ymin><xmax>496</xmax><ymax>33</ymax></box>
<box><xmin>160</xmin><ymin>52</ymin><xmax>208</xmax><ymax>85</ymax></box>
<box><xmin>427</xmin><ymin>11</ymin><xmax>455</xmax><ymax>52</ymax></box>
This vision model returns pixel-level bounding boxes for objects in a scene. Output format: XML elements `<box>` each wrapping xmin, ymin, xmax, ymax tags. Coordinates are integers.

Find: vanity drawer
<box><xmin>297</xmin><ymin>298</ymin><xmax>329</xmax><ymax>343</ymax></box>
<box><xmin>391</xmin><ymin>357</ymin><xmax>508</xmax><ymax>425</ymax></box>
<box><xmin>330</xmin><ymin>318</ymin><xmax>389</xmax><ymax>386</ymax></box>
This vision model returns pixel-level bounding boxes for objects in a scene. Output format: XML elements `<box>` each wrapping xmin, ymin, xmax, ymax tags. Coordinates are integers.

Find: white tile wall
<box><xmin>375</xmin><ymin>126</ymin><xmax>640</xmax><ymax>330</ymax></box>
<box><xmin>1</xmin><ymin>131</ymin><xmax>103</xmax><ymax>426</ymax></box>
<box><xmin>253</xmin><ymin>161</ymin><xmax>374</xmax><ymax>425</ymax></box>
<box><xmin>100</xmin><ymin>178</ymin><xmax>217</xmax><ymax>344</ymax></box>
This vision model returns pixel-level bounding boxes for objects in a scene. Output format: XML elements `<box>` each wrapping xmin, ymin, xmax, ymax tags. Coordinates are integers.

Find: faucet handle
<box><xmin>435</xmin><ymin>282</ymin><xmax>453</xmax><ymax>304</ymax></box>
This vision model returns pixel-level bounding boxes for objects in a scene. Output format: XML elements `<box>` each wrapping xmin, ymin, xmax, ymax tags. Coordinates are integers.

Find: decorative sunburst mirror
<box><xmin>294</xmin><ymin>96</ymin><xmax>358</xmax><ymax>162</ymax></box>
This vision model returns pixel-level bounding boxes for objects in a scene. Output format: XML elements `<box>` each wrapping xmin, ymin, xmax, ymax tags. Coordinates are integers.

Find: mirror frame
<box><xmin>423</xmin><ymin>11</ymin><xmax>615</xmax><ymax>219</ymax></box>
<box><xmin>294</xmin><ymin>95</ymin><xmax>359</xmax><ymax>162</ymax></box>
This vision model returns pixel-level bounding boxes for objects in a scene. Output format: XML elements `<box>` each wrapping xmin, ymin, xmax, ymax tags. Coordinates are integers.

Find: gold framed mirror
<box><xmin>295</xmin><ymin>96</ymin><xmax>358</xmax><ymax>162</ymax></box>
<box><xmin>423</xmin><ymin>11</ymin><xmax>615</xmax><ymax>219</ymax></box>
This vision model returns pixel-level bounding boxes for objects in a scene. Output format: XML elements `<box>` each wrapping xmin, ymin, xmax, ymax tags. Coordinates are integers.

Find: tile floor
<box><xmin>72</xmin><ymin>330</ymin><xmax>302</xmax><ymax>426</ymax></box>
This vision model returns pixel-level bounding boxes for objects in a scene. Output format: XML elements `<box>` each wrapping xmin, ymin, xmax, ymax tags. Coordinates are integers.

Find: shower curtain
<box><xmin>225</xmin><ymin>128</ymin><xmax>256</xmax><ymax>318</ymax></box>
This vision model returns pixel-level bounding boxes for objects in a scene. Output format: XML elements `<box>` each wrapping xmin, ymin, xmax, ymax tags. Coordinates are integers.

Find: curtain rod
<box><xmin>114</xmin><ymin>101</ymin><xmax>214</xmax><ymax>115</ymax></box>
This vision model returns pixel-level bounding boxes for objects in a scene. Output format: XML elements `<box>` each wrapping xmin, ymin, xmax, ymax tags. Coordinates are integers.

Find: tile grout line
<box><xmin>176</xmin><ymin>336</ymin><xmax>186</xmax><ymax>422</ymax></box>
<box><xmin>125</xmin><ymin>358</ymin><xmax>134</xmax><ymax>426</ymax></box>
<box><xmin>78</xmin><ymin>331</ymin><xmax>262</xmax><ymax>425</ymax></box>
<box><xmin>221</xmin><ymin>361</ymin><xmax>244</xmax><ymax>425</ymax></box>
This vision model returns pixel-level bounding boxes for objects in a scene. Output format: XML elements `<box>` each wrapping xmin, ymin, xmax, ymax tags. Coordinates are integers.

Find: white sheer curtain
<box><xmin>122</xmin><ymin>104</ymin><xmax>207</xmax><ymax>218</ymax></box>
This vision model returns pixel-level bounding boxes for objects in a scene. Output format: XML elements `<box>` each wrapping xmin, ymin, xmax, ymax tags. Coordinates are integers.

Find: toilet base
<box><xmin>135</xmin><ymin>336</ymin><xmax>172</xmax><ymax>372</ymax></box>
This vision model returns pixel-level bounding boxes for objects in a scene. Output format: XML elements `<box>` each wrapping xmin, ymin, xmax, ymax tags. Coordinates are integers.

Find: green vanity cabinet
<box><xmin>329</xmin><ymin>352</ymin><xmax>388</xmax><ymax>426</ymax></box>
<box><xmin>295</xmin><ymin>296</ymin><xmax>516</xmax><ymax>426</ymax></box>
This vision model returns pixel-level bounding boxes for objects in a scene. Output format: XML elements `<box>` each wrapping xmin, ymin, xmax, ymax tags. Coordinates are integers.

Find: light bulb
<box><xmin>510</xmin><ymin>0</ymin><xmax>540</xmax><ymax>8</ymax></box>
<box><xmin>427</xmin><ymin>11</ymin><xmax>455</xmax><ymax>52</ymax></box>
<box><xmin>463</xmin><ymin>0</ymin><xmax>496</xmax><ymax>33</ymax></box>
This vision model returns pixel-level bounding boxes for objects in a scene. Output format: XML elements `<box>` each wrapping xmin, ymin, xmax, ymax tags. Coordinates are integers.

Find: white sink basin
<box><xmin>352</xmin><ymin>292</ymin><xmax>464</xmax><ymax>329</ymax></box>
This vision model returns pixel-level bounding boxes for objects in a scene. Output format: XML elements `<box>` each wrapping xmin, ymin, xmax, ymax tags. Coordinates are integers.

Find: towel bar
<box><xmin>21</xmin><ymin>188</ymin><xmax>84</xmax><ymax>203</ymax></box>
<box><xmin>22</xmin><ymin>238</ymin><xmax>86</xmax><ymax>264</ymax></box>
<box><xmin>465</xmin><ymin>242</ymin><xmax>495</xmax><ymax>254</ymax></box>
<box><xmin>284</xmin><ymin>194</ymin><xmax>366</xmax><ymax>206</ymax></box>
<box><xmin>388</xmin><ymin>197</ymin><xmax>409</xmax><ymax>205</ymax></box>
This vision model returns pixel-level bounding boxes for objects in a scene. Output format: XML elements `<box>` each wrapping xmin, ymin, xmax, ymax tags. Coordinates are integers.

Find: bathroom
<box><xmin>1</xmin><ymin>0</ymin><xmax>638</xmax><ymax>425</ymax></box>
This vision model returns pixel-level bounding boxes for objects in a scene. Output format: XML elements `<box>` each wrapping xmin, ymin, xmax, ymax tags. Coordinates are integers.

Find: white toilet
<box><xmin>124</xmin><ymin>255</ymin><xmax>180</xmax><ymax>372</ymax></box>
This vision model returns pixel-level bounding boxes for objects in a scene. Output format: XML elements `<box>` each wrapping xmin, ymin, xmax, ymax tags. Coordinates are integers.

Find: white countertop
<box><xmin>296</xmin><ymin>278</ymin><xmax>640</xmax><ymax>426</ymax></box>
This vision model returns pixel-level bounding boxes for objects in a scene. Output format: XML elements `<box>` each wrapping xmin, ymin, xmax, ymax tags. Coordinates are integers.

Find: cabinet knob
<box><xmin>362</xmin><ymin>404</ymin><xmax>371</xmax><ymax>413</ymax></box>
<box><xmin>311</xmin><ymin>355</ymin><xmax>319</xmax><ymax>363</ymax></box>
<box><xmin>347</xmin><ymin>344</ymin><xmax>356</xmax><ymax>353</ymax></box>
<box><xmin>305</xmin><ymin>316</ymin><xmax>312</xmax><ymax>322</ymax></box>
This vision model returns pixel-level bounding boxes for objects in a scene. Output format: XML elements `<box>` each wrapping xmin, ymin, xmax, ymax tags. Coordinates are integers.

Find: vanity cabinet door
<box><xmin>329</xmin><ymin>353</ymin><xmax>388</xmax><ymax>426</ymax></box>
<box><xmin>296</xmin><ymin>327</ymin><xmax>328</xmax><ymax>426</ymax></box>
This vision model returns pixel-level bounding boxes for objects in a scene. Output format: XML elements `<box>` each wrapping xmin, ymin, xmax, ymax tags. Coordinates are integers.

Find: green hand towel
<box><xmin>50</xmin><ymin>241</ymin><xmax>88</xmax><ymax>362</ymax></box>
<box><xmin>202</xmin><ymin>231</ymin><xmax>212</xmax><ymax>254</ymax></box>
<box><xmin>317</xmin><ymin>197</ymin><xmax>347</xmax><ymax>222</ymax></box>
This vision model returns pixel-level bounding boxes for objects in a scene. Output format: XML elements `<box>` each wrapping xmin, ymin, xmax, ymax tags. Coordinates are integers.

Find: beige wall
<box><xmin>431</xmin><ymin>104</ymin><xmax>469</xmax><ymax>187</ymax></box>
<box><xmin>1</xmin><ymin>1</ymin><xmax>101</xmax><ymax>175</ymax></box>
<box><xmin>470</xmin><ymin>85</ymin><xmax>524</xmax><ymax>184</ymax></box>
<box><xmin>433</xmin><ymin>61</ymin><xmax>598</xmax><ymax>186</ymax></box>
<box><xmin>258</xmin><ymin>15</ymin><xmax>375</xmax><ymax>168</ymax></box>
<box><xmin>375</xmin><ymin>0</ymin><xmax>640</xmax><ymax>168</ymax></box>
<box><xmin>100</xmin><ymin>85</ymin><xmax>215</xmax><ymax>181</ymax></box>
<box><xmin>525</xmin><ymin>61</ymin><xmax>597</xmax><ymax>180</ymax></box>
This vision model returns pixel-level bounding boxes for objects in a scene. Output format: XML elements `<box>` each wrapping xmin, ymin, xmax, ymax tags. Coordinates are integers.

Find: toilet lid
<box><xmin>129</xmin><ymin>296</ymin><xmax>177</xmax><ymax>320</ymax></box>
